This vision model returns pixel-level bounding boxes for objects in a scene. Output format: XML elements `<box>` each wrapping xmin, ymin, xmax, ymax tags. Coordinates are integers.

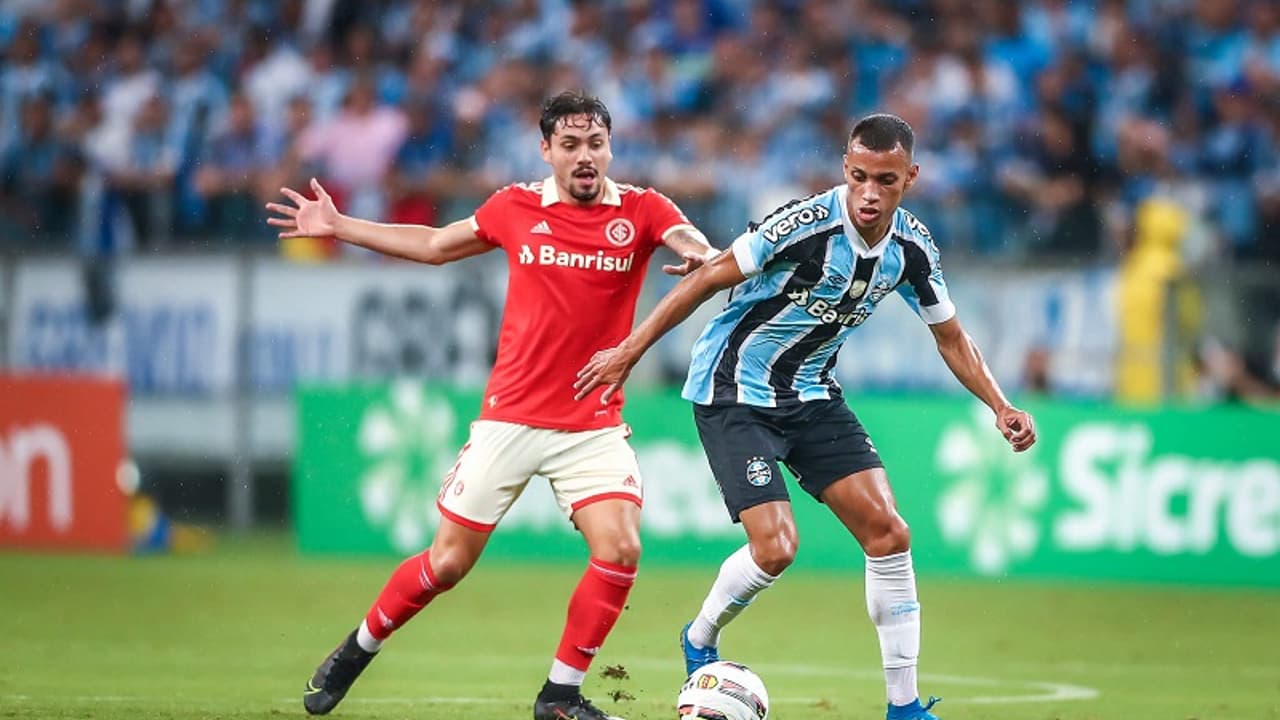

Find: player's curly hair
<box><xmin>539</xmin><ymin>90</ymin><xmax>612</xmax><ymax>140</ymax></box>
<box><xmin>849</xmin><ymin>113</ymin><xmax>915</xmax><ymax>154</ymax></box>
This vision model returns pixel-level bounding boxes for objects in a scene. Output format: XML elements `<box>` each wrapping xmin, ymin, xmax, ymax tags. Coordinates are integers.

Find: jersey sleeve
<box><xmin>730</xmin><ymin>197</ymin><xmax>837</xmax><ymax>278</ymax></box>
<box><xmin>470</xmin><ymin>186</ymin><xmax>511</xmax><ymax>248</ymax></box>
<box><xmin>895</xmin><ymin>236</ymin><xmax>956</xmax><ymax>324</ymax></box>
<box><xmin>642</xmin><ymin>189</ymin><xmax>695</xmax><ymax>249</ymax></box>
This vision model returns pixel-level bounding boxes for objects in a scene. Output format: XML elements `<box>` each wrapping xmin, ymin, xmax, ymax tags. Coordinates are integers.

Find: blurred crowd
<box><xmin>0</xmin><ymin>0</ymin><xmax>1277</xmax><ymax>261</ymax></box>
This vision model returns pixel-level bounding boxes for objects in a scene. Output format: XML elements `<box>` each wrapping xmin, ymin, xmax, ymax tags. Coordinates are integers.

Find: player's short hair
<box><xmin>540</xmin><ymin>90</ymin><xmax>612</xmax><ymax>140</ymax></box>
<box><xmin>849</xmin><ymin>113</ymin><xmax>915</xmax><ymax>155</ymax></box>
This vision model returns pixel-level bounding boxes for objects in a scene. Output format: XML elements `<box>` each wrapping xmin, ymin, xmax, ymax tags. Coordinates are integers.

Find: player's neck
<box><xmin>854</xmin><ymin>219</ymin><xmax>892</xmax><ymax>247</ymax></box>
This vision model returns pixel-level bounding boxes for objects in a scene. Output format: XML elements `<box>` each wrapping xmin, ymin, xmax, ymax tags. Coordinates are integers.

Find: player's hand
<box><xmin>266</xmin><ymin>177</ymin><xmax>339</xmax><ymax>239</ymax></box>
<box><xmin>996</xmin><ymin>405</ymin><xmax>1037</xmax><ymax>452</ymax></box>
<box><xmin>574</xmin><ymin>345</ymin><xmax>636</xmax><ymax>403</ymax></box>
<box><xmin>663</xmin><ymin>248</ymin><xmax>720</xmax><ymax>276</ymax></box>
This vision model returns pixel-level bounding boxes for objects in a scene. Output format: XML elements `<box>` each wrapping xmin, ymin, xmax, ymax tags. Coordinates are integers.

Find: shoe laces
<box><xmin>324</xmin><ymin>643</ymin><xmax>371</xmax><ymax>688</ymax></box>
<box><xmin>922</xmin><ymin>696</ymin><xmax>942</xmax><ymax>713</ymax></box>
<box><xmin>571</xmin><ymin>695</ymin><xmax>612</xmax><ymax>719</ymax></box>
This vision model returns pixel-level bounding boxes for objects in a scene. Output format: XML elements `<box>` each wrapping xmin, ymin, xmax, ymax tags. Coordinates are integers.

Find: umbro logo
<box><xmin>530</xmin><ymin>220</ymin><xmax>552</xmax><ymax>235</ymax></box>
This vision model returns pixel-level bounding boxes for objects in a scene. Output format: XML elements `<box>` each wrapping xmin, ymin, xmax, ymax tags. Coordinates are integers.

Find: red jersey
<box><xmin>470</xmin><ymin>176</ymin><xmax>692</xmax><ymax>430</ymax></box>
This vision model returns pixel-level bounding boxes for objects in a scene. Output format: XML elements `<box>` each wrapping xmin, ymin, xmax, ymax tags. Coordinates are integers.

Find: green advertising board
<box><xmin>295</xmin><ymin>383</ymin><xmax>1280</xmax><ymax>586</ymax></box>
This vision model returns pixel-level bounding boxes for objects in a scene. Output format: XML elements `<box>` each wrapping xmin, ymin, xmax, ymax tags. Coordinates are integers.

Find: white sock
<box><xmin>688</xmin><ymin>544</ymin><xmax>778</xmax><ymax>649</ymax></box>
<box><xmin>886</xmin><ymin>666</ymin><xmax>918</xmax><ymax>707</ymax></box>
<box><xmin>356</xmin><ymin>619</ymin><xmax>383</xmax><ymax>653</ymax></box>
<box><xmin>547</xmin><ymin>658</ymin><xmax>587</xmax><ymax>686</ymax></box>
<box><xmin>865</xmin><ymin>551</ymin><xmax>920</xmax><ymax>707</ymax></box>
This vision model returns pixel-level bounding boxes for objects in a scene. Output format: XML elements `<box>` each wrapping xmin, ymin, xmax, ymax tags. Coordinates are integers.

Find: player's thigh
<box><xmin>817</xmin><ymin>466</ymin><xmax>908</xmax><ymax>553</ymax></box>
<box><xmin>540</xmin><ymin>424</ymin><xmax>644</xmax><ymax>522</ymax></box>
<box><xmin>783</xmin><ymin>399</ymin><xmax>885</xmax><ymax>501</ymax></box>
<box><xmin>437</xmin><ymin>420</ymin><xmax>542</xmax><ymax>532</ymax></box>
<box><xmin>693</xmin><ymin>403</ymin><xmax>791</xmax><ymax>523</ymax></box>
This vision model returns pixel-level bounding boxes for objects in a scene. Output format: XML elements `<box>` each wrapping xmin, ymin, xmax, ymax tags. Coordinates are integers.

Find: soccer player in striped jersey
<box><xmin>575</xmin><ymin>114</ymin><xmax>1036</xmax><ymax>720</ymax></box>
<box><xmin>269</xmin><ymin>91</ymin><xmax>716</xmax><ymax>720</ymax></box>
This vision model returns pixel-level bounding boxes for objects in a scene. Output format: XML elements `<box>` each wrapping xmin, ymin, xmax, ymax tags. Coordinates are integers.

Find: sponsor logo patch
<box><xmin>761</xmin><ymin>204</ymin><xmax>831</xmax><ymax>243</ymax></box>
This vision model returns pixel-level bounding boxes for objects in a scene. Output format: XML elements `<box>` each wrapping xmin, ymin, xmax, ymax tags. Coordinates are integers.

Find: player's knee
<box><xmin>862</xmin><ymin>515</ymin><xmax>910</xmax><ymax>557</ymax></box>
<box><xmin>594</xmin><ymin>534</ymin><xmax>642</xmax><ymax>567</ymax></box>
<box><xmin>427</xmin><ymin>547</ymin><xmax>478</xmax><ymax>586</ymax></box>
<box><xmin>752</xmin><ymin>530</ymin><xmax>798</xmax><ymax>576</ymax></box>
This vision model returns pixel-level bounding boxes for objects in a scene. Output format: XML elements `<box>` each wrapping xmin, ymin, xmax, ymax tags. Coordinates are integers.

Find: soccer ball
<box><xmin>677</xmin><ymin>661</ymin><xmax>769</xmax><ymax>720</ymax></box>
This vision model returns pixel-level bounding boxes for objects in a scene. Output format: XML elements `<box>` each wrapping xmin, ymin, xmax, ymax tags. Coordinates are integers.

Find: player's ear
<box><xmin>904</xmin><ymin>163</ymin><xmax>920</xmax><ymax>191</ymax></box>
<box><xmin>540</xmin><ymin>137</ymin><xmax>552</xmax><ymax>163</ymax></box>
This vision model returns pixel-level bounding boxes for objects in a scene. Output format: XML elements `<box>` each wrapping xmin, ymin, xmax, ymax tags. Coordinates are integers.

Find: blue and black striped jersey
<box><xmin>682</xmin><ymin>185</ymin><xmax>955</xmax><ymax>407</ymax></box>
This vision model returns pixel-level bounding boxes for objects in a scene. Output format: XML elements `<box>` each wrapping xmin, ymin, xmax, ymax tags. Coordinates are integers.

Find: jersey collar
<box><xmin>838</xmin><ymin>184</ymin><xmax>892</xmax><ymax>258</ymax></box>
<box><xmin>540</xmin><ymin>176</ymin><xmax>622</xmax><ymax>207</ymax></box>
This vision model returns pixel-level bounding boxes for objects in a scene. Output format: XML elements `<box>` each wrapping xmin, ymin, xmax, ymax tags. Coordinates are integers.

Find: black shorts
<box><xmin>693</xmin><ymin>399</ymin><xmax>884</xmax><ymax>522</ymax></box>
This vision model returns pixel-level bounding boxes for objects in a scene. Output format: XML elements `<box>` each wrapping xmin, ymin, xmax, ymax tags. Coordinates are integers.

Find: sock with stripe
<box><xmin>360</xmin><ymin>550</ymin><xmax>456</xmax><ymax>649</ymax></box>
<box><xmin>687</xmin><ymin>544</ymin><xmax>779</xmax><ymax>649</ymax></box>
<box><xmin>547</xmin><ymin>558</ymin><xmax>637</xmax><ymax>688</ymax></box>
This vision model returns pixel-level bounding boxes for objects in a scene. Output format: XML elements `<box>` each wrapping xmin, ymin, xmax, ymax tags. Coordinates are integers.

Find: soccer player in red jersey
<box><xmin>267</xmin><ymin>91</ymin><xmax>716</xmax><ymax>720</ymax></box>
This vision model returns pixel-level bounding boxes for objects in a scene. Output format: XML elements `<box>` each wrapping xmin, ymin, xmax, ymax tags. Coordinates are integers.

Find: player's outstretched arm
<box><xmin>660</xmin><ymin>226</ymin><xmax>720</xmax><ymax>276</ymax></box>
<box><xmin>266</xmin><ymin>178</ymin><xmax>492</xmax><ymax>264</ymax></box>
<box><xmin>929</xmin><ymin>316</ymin><xmax>1037</xmax><ymax>452</ymax></box>
<box><xmin>575</xmin><ymin>250</ymin><xmax>746</xmax><ymax>402</ymax></box>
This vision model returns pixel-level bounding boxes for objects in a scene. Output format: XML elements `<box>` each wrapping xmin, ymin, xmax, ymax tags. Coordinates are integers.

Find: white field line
<box><xmin>2</xmin><ymin>657</ymin><xmax>1098</xmax><ymax>707</ymax></box>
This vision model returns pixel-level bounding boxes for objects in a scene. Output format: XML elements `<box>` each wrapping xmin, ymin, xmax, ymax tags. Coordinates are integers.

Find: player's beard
<box><xmin>569</xmin><ymin>176</ymin><xmax>600</xmax><ymax>202</ymax></box>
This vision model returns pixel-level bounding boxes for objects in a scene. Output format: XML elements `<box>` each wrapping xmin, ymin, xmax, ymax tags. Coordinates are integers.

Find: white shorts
<box><xmin>436</xmin><ymin>420</ymin><xmax>643</xmax><ymax>531</ymax></box>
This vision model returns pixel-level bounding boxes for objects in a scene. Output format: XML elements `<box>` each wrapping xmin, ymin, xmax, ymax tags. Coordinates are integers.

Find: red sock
<box><xmin>554</xmin><ymin>558</ymin><xmax>637</xmax><ymax>672</ymax></box>
<box><xmin>364</xmin><ymin>550</ymin><xmax>455</xmax><ymax>641</ymax></box>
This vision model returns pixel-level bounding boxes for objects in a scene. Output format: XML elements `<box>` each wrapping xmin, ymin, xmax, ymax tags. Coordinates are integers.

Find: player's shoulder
<box><xmin>748</xmin><ymin>186</ymin><xmax>842</xmax><ymax>244</ymax></box>
<box><xmin>616</xmin><ymin>181</ymin><xmax>674</xmax><ymax>205</ymax></box>
<box><xmin>890</xmin><ymin>207</ymin><xmax>938</xmax><ymax>248</ymax></box>
<box><xmin>892</xmin><ymin>207</ymin><xmax>936</xmax><ymax>245</ymax></box>
<box><xmin>488</xmin><ymin>180</ymin><xmax>544</xmax><ymax>204</ymax></box>
<box><xmin>614</xmin><ymin>181</ymin><xmax>689</xmax><ymax>218</ymax></box>
<box><xmin>891</xmin><ymin>206</ymin><xmax>943</xmax><ymax>264</ymax></box>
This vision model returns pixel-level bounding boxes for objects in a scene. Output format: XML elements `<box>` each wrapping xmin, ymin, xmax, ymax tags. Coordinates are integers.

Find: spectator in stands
<box><xmin>1243</xmin><ymin>0</ymin><xmax>1280</xmax><ymax>94</ymax></box>
<box><xmin>170</xmin><ymin>38</ymin><xmax>229</xmax><ymax>233</ymax></box>
<box><xmin>386</xmin><ymin>100</ymin><xmax>452</xmax><ymax>226</ymax></box>
<box><xmin>303</xmin><ymin>40</ymin><xmax>349</xmax><ymax>123</ymax></box>
<box><xmin>293</xmin><ymin>76</ymin><xmax>407</xmax><ymax>223</ymax></box>
<box><xmin>195</xmin><ymin>93</ymin><xmax>271</xmax><ymax>239</ymax></box>
<box><xmin>100</xmin><ymin>31</ymin><xmax>161</xmax><ymax>161</ymax></box>
<box><xmin>0</xmin><ymin>0</ymin><xmax>1272</xmax><ymax>265</ymax></box>
<box><xmin>109</xmin><ymin>94</ymin><xmax>178</xmax><ymax>248</ymax></box>
<box><xmin>1</xmin><ymin>21</ymin><xmax>64</xmax><ymax>148</ymax></box>
<box><xmin>0</xmin><ymin>93</ymin><xmax>81</xmax><ymax>243</ymax></box>
<box><xmin>1198</xmin><ymin>79</ymin><xmax>1273</xmax><ymax>254</ymax></box>
<box><xmin>999</xmin><ymin>105</ymin><xmax>1102</xmax><ymax>255</ymax></box>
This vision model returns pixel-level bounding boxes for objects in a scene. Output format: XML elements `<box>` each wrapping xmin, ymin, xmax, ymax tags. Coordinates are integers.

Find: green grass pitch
<box><xmin>1</xmin><ymin>534</ymin><xmax>1276</xmax><ymax>719</ymax></box>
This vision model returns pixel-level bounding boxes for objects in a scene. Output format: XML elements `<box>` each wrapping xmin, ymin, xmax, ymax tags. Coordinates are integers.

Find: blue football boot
<box><xmin>886</xmin><ymin>696</ymin><xmax>942</xmax><ymax>720</ymax></box>
<box><xmin>680</xmin><ymin>621</ymin><xmax>720</xmax><ymax>677</ymax></box>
